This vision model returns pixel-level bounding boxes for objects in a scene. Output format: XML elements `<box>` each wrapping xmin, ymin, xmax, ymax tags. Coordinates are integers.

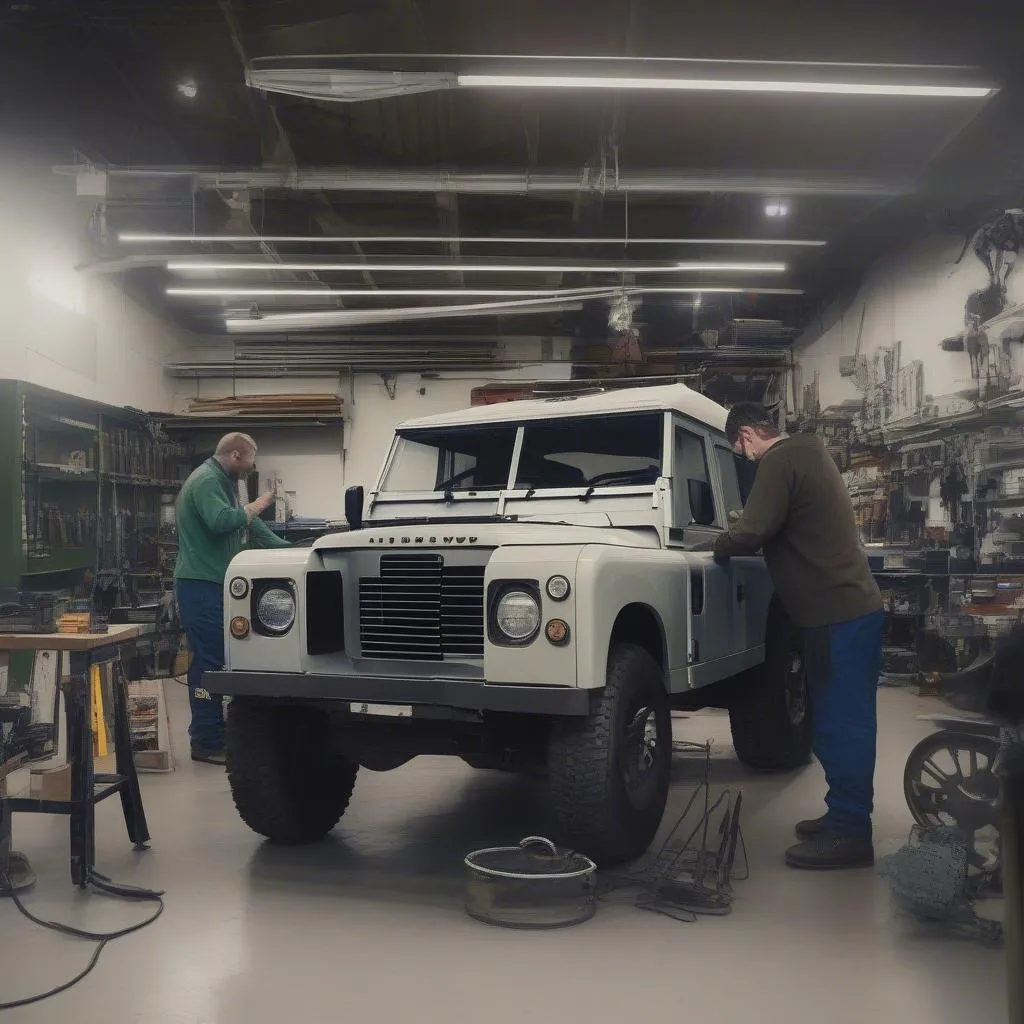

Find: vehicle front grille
<box><xmin>359</xmin><ymin>553</ymin><xmax>485</xmax><ymax>660</ymax></box>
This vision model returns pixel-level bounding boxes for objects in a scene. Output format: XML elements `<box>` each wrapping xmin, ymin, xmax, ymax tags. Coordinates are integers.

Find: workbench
<box><xmin>0</xmin><ymin>625</ymin><xmax>151</xmax><ymax>888</ymax></box>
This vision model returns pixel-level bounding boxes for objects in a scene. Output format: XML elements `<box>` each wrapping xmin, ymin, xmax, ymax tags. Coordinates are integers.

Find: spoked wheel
<box><xmin>903</xmin><ymin>730</ymin><xmax>1001</xmax><ymax>872</ymax></box>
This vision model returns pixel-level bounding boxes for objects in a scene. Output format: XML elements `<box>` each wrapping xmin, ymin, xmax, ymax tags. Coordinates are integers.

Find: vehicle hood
<box><xmin>313</xmin><ymin>519</ymin><xmax>661</xmax><ymax>552</ymax></box>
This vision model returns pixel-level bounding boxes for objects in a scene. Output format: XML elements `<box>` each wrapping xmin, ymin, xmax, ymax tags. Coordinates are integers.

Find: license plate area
<box><xmin>348</xmin><ymin>702</ymin><xmax>413</xmax><ymax>718</ymax></box>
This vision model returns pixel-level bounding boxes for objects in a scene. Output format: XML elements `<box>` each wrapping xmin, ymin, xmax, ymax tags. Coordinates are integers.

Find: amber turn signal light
<box><xmin>230</xmin><ymin>616</ymin><xmax>251</xmax><ymax>639</ymax></box>
<box><xmin>545</xmin><ymin>619</ymin><xmax>569</xmax><ymax>645</ymax></box>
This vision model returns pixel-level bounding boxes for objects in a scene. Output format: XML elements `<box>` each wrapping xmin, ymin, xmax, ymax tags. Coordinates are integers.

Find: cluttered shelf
<box><xmin>25</xmin><ymin>463</ymin><xmax>97</xmax><ymax>483</ymax></box>
<box><xmin>102</xmin><ymin>473</ymin><xmax>185</xmax><ymax>488</ymax></box>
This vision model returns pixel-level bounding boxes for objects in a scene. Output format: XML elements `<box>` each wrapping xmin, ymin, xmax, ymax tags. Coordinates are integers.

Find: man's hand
<box><xmin>244</xmin><ymin>491</ymin><xmax>275</xmax><ymax>520</ymax></box>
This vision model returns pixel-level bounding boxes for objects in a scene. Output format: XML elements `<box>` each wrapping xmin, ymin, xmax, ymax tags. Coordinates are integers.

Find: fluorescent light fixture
<box><xmin>176</xmin><ymin>78</ymin><xmax>198</xmax><ymax>99</ymax></box>
<box><xmin>167</xmin><ymin>260</ymin><xmax>786</xmax><ymax>273</ymax></box>
<box><xmin>456</xmin><ymin>73</ymin><xmax>992</xmax><ymax>98</ymax></box>
<box><xmin>765</xmin><ymin>201</ymin><xmax>790</xmax><ymax>218</ymax></box>
<box><xmin>168</xmin><ymin>287</ymin><xmax>619</xmax><ymax>298</ymax></box>
<box><xmin>168</xmin><ymin>284</ymin><xmax>804</xmax><ymax>298</ymax></box>
<box><xmin>122</xmin><ymin>231</ymin><xmax>826</xmax><ymax>246</ymax></box>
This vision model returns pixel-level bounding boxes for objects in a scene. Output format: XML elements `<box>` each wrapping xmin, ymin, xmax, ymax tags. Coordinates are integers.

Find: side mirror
<box><xmin>687</xmin><ymin>478</ymin><xmax>716</xmax><ymax>527</ymax></box>
<box><xmin>345</xmin><ymin>486</ymin><xmax>365</xmax><ymax>531</ymax></box>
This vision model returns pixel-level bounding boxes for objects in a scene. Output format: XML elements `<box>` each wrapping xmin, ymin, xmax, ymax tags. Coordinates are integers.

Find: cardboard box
<box><xmin>29</xmin><ymin>763</ymin><xmax>72</xmax><ymax>802</ymax></box>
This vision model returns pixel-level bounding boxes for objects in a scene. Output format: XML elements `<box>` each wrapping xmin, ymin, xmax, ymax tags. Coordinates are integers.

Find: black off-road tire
<box><xmin>548</xmin><ymin>643</ymin><xmax>671</xmax><ymax>867</ymax></box>
<box><xmin>729</xmin><ymin>598</ymin><xmax>813</xmax><ymax>771</ymax></box>
<box><xmin>226</xmin><ymin>698</ymin><xmax>358</xmax><ymax>844</ymax></box>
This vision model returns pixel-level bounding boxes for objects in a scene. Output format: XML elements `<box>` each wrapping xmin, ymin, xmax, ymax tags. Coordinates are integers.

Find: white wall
<box><xmin>169</xmin><ymin>341</ymin><xmax>574</xmax><ymax>519</ymax></box>
<box><xmin>0</xmin><ymin>154</ymin><xmax>188</xmax><ymax>411</ymax></box>
<box><xmin>793</xmin><ymin>232</ymin><xmax>1024</xmax><ymax>418</ymax></box>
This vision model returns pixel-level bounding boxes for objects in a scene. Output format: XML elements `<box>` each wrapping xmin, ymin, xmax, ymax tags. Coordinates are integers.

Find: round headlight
<box><xmin>495</xmin><ymin>590</ymin><xmax>541</xmax><ymax>642</ymax></box>
<box><xmin>229</xmin><ymin>576</ymin><xmax>249</xmax><ymax>600</ymax></box>
<box><xmin>546</xmin><ymin>575</ymin><xmax>571</xmax><ymax>601</ymax></box>
<box><xmin>256</xmin><ymin>587</ymin><xmax>296</xmax><ymax>634</ymax></box>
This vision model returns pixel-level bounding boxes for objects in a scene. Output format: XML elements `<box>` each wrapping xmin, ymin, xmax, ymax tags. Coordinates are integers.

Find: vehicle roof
<box><xmin>397</xmin><ymin>383</ymin><xmax>729</xmax><ymax>434</ymax></box>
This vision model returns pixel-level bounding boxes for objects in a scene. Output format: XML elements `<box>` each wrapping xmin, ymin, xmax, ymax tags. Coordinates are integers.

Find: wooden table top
<box><xmin>0</xmin><ymin>624</ymin><xmax>140</xmax><ymax>652</ymax></box>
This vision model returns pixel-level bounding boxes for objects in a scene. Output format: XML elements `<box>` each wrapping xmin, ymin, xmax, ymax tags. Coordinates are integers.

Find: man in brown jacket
<box><xmin>714</xmin><ymin>403</ymin><xmax>883</xmax><ymax>869</ymax></box>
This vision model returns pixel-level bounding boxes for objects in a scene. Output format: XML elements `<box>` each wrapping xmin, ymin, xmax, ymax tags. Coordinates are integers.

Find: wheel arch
<box><xmin>609</xmin><ymin>603</ymin><xmax>668</xmax><ymax>678</ymax></box>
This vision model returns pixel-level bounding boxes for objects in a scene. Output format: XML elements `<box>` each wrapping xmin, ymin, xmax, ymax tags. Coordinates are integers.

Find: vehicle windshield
<box><xmin>380</xmin><ymin>425</ymin><xmax>518</xmax><ymax>493</ymax></box>
<box><xmin>378</xmin><ymin>412</ymin><xmax>663</xmax><ymax>496</ymax></box>
<box><xmin>515</xmin><ymin>413</ymin><xmax>662</xmax><ymax>489</ymax></box>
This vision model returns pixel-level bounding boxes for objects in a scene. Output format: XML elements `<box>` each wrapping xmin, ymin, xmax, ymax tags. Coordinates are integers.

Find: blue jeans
<box><xmin>175</xmin><ymin>579</ymin><xmax>226</xmax><ymax>752</ymax></box>
<box><xmin>804</xmin><ymin>608</ymin><xmax>884</xmax><ymax>839</ymax></box>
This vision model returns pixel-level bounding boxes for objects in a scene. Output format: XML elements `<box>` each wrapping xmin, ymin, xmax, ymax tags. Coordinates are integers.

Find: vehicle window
<box><xmin>715</xmin><ymin>446</ymin><xmax>745</xmax><ymax>513</ymax></box>
<box><xmin>514</xmin><ymin>413</ymin><xmax>663</xmax><ymax>489</ymax></box>
<box><xmin>673</xmin><ymin>426</ymin><xmax>718</xmax><ymax>527</ymax></box>
<box><xmin>380</xmin><ymin>427</ymin><xmax>517</xmax><ymax>492</ymax></box>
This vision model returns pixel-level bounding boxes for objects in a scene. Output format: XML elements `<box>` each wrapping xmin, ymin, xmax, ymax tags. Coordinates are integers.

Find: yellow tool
<box><xmin>90</xmin><ymin>665</ymin><xmax>108</xmax><ymax>757</ymax></box>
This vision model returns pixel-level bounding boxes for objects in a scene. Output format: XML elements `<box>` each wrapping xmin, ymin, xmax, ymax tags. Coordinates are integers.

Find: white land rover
<box><xmin>209</xmin><ymin>383</ymin><xmax>811</xmax><ymax>866</ymax></box>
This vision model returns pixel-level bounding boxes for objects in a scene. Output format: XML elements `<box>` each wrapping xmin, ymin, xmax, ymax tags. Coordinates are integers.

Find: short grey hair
<box><xmin>215</xmin><ymin>432</ymin><xmax>258</xmax><ymax>457</ymax></box>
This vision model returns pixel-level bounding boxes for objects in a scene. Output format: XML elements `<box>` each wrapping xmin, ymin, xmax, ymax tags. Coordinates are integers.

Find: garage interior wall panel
<box><xmin>793</xmin><ymin>233</ymin><xmax>1024</xmax><ymax>418</ymax></box>
<box><xmin>0</xmin><ymin>153</ymin><xmax>190</xmax><ymax>412</ymax></box>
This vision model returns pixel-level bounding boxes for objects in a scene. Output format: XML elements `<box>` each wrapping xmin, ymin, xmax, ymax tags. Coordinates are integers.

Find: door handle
<box><xmin>736</xmin><ymin>584</ymin><xmax>745</xmax><ymax>603</ymax></box>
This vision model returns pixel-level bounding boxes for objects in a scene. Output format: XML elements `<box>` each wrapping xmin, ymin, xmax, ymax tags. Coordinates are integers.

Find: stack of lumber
<box><xmin>186</xmin><ymin>395</ymin><xmax>343</xmax><ymax>418</ymax></box>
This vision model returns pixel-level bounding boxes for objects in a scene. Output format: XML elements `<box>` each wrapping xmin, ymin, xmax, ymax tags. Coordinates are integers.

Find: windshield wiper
<box><xmin>579</xmin><ymin>485</ymin><xmax>596</xmax><ymax>503</ymax></box>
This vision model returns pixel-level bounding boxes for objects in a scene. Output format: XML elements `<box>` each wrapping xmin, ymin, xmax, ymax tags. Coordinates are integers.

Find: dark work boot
<box><xmin>785</xmin><ymin>833</ymin><xmax>874</xmax><ymax>870</ymax></box>
<box><xmin>794</xmin><ymin>815</ymin><xmax>829</xmax><ymax>840</ymax></box>
<box><xmin>191</xmin><ymin>746</ymin><xmax>227</xmax><ymax>767</ymax></box>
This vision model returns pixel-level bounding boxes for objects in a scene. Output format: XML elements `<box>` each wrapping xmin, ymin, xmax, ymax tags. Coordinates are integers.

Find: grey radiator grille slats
<box><xmin>359</xmin><ymin>554</ymin><xmax>485</xmax><ymax>660</ymax></box>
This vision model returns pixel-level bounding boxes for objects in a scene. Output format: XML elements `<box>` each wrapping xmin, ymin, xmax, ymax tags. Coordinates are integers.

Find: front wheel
<box><xmin>227</xmin><ymin>699</ymin><xmax>358</xmax><ymax>844</ymax></box>
<box><xmin>548</xmin><ymin>643</ymin><xmax>671</xmax><ymax>866</ymax></box>
<box><xmin>729</xmin><ymin>600</ymin><xmax>813</xmax><ymax>771</ymax></box>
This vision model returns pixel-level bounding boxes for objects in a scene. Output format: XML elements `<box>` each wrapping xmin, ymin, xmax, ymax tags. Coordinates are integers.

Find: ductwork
<box><xmin>57</xmin><ymin>164</ymin><xmax>913</xmax><ymax>198</ymax></box>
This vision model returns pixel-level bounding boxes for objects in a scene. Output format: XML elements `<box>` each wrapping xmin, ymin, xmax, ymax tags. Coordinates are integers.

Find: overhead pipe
<box><xmin>224</xmin><ymin>293</ymin><xmax>599</xmax><ymax>333</ymax></box>
<box><xmin>56</xmin><ymin>164</ymin><xmax>913</xmax><ymax>199</ymax></box>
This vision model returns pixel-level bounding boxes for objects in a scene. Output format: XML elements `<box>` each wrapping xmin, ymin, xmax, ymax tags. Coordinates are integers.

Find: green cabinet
<box><xmin>0</xmin><ymin>380</ymin><xmax>189</xmax><ymax>593</ymax></box>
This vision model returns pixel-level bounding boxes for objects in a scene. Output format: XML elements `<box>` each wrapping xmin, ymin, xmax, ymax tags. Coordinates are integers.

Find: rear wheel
<box><xmin>904</xmin><ymin>730</ymin><xmax>1001</xmax><ymax>872</ymax></box>
<box><xmin>548</xmin><ymin>643</ymin><xmax>671</xmax><ymax>866</ymax></box>
<box><xmin>227</xmin><ymin>699</ymin><xmax>358</xmax><ymax>844</ymax></box>
<box><xmin>730</xmin><ymin>600</ymin><xmax>813</xmax><ymax>771</ymax></box>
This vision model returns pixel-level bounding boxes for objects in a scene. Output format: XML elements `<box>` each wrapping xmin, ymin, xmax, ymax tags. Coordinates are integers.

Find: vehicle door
<box><xmin>710</xmin><ymin>443</ymin><xmax>773</xmax><ymax>656</ymax></box>
<box><xmin>670</xmin><ymin>421</ymin><xmax>735</xmax><ymax>670</ymax></box>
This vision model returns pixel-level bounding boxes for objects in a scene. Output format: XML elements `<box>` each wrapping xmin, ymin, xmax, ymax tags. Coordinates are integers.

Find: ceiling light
<box><xmin>456</xmin><ymin>74</ymin><xmax>991</xmax><ymax>98</ymax></box>
<box><xmin>121</xmin><ymin>231</ymin><xmax>826</xmax><ymax>247</ymax></box>
<box><xmin>246</xmin><ymin>57</ymin><xmax>995</xmax><ymax>105</ymax></box>
<box><xmin>168</xmin><ymin>287</ymin><xmax>619</xmax><ymax>298</ymax></box>
<box><xmin>175</xmin><ymin>78</ymin><xmax>198</xmax><ymax>100</ymax></box>
<box><xmin>166</xmin><ymin>260</ymin><xmax>786</xmax><ymax>274</ymax></box>
<box><xmin>168</xmin><ymin>285</ymin><xmax>804</xmax><ymax>298</ymax></box>
<box><xmin>765</xmin><ymin>201</ymin><xmax>790</xmax><ymax>218</ymax></box>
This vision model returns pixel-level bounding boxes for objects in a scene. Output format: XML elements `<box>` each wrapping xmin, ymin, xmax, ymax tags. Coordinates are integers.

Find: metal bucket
<box><xmin>464</xmin><ymin>836</ymin><xmax>597</xmax><ymax>929</ymax></box>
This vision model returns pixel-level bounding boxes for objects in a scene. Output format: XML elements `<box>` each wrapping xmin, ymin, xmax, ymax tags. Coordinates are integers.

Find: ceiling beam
<box><xmin>217</xmin><ymin>0</ymin><xmax>377</xmax><ymax>293</ymax></box>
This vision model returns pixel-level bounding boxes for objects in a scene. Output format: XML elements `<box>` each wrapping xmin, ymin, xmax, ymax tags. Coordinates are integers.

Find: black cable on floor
<box><xmin>0</xmin><ymin>871</ymin><xmax>164</xmax><ymax>1011</ymax></box>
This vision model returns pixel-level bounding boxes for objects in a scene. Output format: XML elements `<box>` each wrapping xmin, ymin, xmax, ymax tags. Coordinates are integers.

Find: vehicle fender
<box><xmin>574</xmin><ymin>545</ymin><xmax>688</xmax><ymax>690</ymax></box>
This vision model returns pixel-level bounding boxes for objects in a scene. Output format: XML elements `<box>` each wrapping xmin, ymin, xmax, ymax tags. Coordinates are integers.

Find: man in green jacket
<box><xmin>174</xmin><ymin>432</ymin><xmax>290</xmax><ymax>764</ymax></box>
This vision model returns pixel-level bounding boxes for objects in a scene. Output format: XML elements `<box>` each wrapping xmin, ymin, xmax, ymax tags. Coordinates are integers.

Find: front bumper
<box><xmin>205</xmin><ymin>671</ymin><xmax>596</xmax><ymax>717</ymax></box>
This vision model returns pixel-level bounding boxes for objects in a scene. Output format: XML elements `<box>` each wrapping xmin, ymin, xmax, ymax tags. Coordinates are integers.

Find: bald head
<box><xmin>215</xmin><ymin>432</ymin><xmax>257</xmax><ymax>458</ymax></box>
<box><xmin>214</xmin><ymin>432</ymin><xmax>258</xmax><ymax>478</ymax></box>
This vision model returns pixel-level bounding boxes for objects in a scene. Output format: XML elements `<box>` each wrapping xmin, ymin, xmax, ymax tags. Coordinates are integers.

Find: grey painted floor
<box><xmin>2</xmin><ymin>684</ymin><xmax>1007</xmax><ymax>1024</ymax></box>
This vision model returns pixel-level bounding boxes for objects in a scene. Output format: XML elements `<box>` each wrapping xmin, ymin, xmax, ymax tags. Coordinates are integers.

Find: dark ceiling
<box><xmin>2</xmin><ymin>0</ymin><xmax>1023</xmax><ymax>356</ymax></box>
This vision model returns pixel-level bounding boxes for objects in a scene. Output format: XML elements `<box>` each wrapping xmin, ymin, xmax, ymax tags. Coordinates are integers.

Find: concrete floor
<box><xmin>2</xmin><ymin>684</ymin><xmax>1007</xmax><ymax>1024</ymax></box>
